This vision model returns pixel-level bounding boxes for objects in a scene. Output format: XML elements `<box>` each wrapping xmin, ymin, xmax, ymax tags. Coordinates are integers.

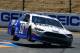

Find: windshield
<box><xmin>19</xmin><ymin>14</ymin><xmax>30</xmax><ymax>22</ymax></box>
<box><xmin>32</xmin><ymin>16</ymin><xmax>63</xmax><ymax>28</ymax></box>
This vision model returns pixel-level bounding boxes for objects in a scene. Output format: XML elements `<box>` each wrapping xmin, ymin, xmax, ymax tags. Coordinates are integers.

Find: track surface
<box><xmin>0</xmin><ymin>28</ymin><xmax>80</xmax><ymax>53</ymax></box>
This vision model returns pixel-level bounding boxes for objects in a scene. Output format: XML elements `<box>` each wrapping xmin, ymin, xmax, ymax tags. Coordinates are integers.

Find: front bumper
<box><xmin>39</xmin><ymin>34</ymin><xmax>73</xmax><ymax>44</ymax></box>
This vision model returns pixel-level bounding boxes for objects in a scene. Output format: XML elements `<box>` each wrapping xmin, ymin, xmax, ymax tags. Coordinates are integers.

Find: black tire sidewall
<box><xmin>11</xmin><ymin>25</ymin><xmax>19</xmax><ymax>41</ymax></box>
<box><xmin>61</xmin><ymin>42</ymin><xmax>72</xmax><ymax>47</ymax></box>
<box><xmin>11</xmin><ymin>25</ymin><xmax>15</xmax><ymax>35</ymax></box>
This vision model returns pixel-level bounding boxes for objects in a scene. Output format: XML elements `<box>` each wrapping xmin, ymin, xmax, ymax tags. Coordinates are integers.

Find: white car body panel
<box><xmin>11</xmin><ymin>13</ymin><xmax>72</xmax><ymax>35</ymax></box>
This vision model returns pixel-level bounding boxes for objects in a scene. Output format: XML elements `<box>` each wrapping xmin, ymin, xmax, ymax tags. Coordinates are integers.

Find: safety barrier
<box><xmin>0</xmin><ymin>10</ymin><xmax>80</xmax><ymax>31</ymax></box>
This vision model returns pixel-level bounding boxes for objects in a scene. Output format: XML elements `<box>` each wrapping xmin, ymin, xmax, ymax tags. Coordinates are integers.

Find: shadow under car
<box><xmin>12</xmin><ymin>42</ymin><xmax>74</xmax><ymax>48</ymax></box>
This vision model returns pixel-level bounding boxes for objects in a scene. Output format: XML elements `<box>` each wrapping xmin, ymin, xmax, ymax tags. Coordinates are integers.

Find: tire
<box><xmin>12</xmin><ymin>36</ymin><xmax>19</xmax><ymax>41</ymax></box>
<box><xmin>60</xmin><ymin>42</ymin><xmax>72</xmax><ymax>47</ymax></box>
<box><xmin>27</xmin><ymin>26</ymin><xmax>33</xmax><ymax>42</ymax></box>
<box><xmin>11</xmin><ymin>25</ymin><xmax>19</xmax><ymax>41</ymax></box>
<box><xmin>11</xmin><ymin>25</ymin><xmax>15</xmax><ymax>35</ymax></box>
<box><xmin>61</xmin><ymin>38</ymin><xmax>73</xmax><ymax>47</ymax></box>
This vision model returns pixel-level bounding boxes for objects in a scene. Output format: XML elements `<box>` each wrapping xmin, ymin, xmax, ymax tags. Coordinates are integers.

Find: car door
<box><xmin>18</xmin><ymin>14</ymin><xmax>30</xmax><ymax>38</ymax></box>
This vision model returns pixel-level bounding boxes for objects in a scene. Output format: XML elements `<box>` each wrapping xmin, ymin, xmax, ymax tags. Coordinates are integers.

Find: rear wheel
<box><xmin>11</xmin><ymin>25</ymin><xmax>19</xmax><ymax>41</ymax></box>
<box><xmin>11</xmin><ymin>25</ymin><xmax>15</xmax><ymax>35</ymax></box>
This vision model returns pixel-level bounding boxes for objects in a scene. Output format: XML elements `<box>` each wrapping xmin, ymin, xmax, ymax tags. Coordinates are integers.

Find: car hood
<box><xmin>44</xmin><ymin>26</ymin><xmax>72</xmax><ymax>35</ymax></box>
<box><xmin>52</xmin><ymin>27</ymin><xmax>71</xmax><ymax>34</ymax></box>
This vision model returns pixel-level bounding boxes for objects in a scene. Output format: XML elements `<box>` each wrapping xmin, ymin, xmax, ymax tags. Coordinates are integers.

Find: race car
<box><xmin>8</xmin><ymin>13</ymin><xmax>73</xmax><ymax>47</ymax></box>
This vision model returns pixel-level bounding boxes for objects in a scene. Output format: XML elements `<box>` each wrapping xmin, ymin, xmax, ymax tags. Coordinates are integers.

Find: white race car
<box><xmin>8</xmin><ymin>13</ymin><xmax>73</xmax><ymax>47</ymax></box>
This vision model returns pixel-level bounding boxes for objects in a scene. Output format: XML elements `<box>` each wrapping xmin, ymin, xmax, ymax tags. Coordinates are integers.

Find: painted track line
<box><xmin>0</xmin><ymin>45</ymin><xmax>12</xmax><ymax>48</ymax></box>
<box><xmin>0</xmin><ymin>41</ymin><xmax>19</xmax><ymax>48</ymax></box>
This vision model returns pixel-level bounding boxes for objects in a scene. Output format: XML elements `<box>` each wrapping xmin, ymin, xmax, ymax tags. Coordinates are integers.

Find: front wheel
<box><xmin>12</xmin><ymin>36</ymin><xmax>19</xmax><ymax>41</ymax></box>
<box><xmin>60</xmin><ymin>42</ymin><xmax>72</xmax><ymax>47</ymax></box>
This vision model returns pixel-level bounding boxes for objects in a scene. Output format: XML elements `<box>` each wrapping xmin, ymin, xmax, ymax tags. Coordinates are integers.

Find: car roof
<box><xmin>30</xmin><ymin>13</ymin><xmax>58</xmax><ymax>21</ymax></box>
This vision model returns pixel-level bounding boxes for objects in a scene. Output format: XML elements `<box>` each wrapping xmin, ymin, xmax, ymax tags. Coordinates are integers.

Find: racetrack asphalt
<box><xmin>0</xmin><ymin>28</ymin><xmax>80</xmax><ymax>53</ymax></box>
